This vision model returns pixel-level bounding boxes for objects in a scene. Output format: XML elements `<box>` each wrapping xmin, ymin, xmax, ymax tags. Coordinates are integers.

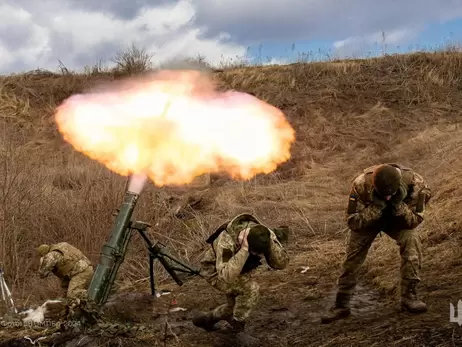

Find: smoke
<box><xmin>127</xmin><ymin>173</ymin><xmax>148</xmax><ymax>194</ymax></box>
<box><xmin>157</xmin><ymin>58</ymin><xmax>213</xmax><ymax>74</ymax></box>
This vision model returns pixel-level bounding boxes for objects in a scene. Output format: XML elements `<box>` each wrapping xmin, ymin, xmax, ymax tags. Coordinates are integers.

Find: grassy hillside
<box><xmin>1</xmin><ymin>50</ymin><xmax>462</xmax><ymax>346</ymax></box>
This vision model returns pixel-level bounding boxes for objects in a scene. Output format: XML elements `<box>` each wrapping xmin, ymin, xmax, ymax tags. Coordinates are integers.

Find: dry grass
<box><xmin>1</xmin><ymin>48</ymin><xmax>462</xmax><ymax>345</ymax></box>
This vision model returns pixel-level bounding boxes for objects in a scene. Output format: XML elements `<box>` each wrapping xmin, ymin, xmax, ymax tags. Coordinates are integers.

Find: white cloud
<box><xmin>190</xmin><ymin>0</ymin><xmax>462</xmax><ymax>43</ymax></box>
<box><xmin>190</xmin><ymin>0</ymin><xmax>462</xmax><ymax>58</ymax></box>
<box><xmin>0</xmin><ymin>1</ymin><xmax>246</xmax><ymax>74</ymax></box>
<box><xmin>262</xmin><ymin>58</ymin><xmax>289</xmax><ymax>65</ymax></box>
<box><xmin>0</xmin><ymin>5</ymin><xmax>50</xmax><ymax>69</ymax></box>
<box><xmin>333</xmin><ymin>28</ymin><xmax>420</xmax><ymax>57</ymax></box>
<box><xmin>1</xmin><ymin>0</ymin><xmax>462</xmax><ymax>73</ymax></box>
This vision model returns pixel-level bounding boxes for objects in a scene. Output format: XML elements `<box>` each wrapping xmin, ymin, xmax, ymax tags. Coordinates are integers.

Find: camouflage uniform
<box><xmin>322</xmin><ymin>163</ymin><xmax>431</xmax><ymax>323</ymax></box>
<box><xmin>194</xmin><ymin>214</ymin><xmax>289</xmax><ymax>335</ymax></box>
<box><xmin>37</xmin><ymin>242</ymin><xmax>94</xmax><ymax>300</ymax></box>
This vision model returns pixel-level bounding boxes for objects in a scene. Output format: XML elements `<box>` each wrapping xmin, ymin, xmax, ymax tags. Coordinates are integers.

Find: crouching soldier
<box><xmin>321</xmin><ymin>163</ymin><xmax>431</xmax><ymax>324</ymax></box>
<box><xmin>193</xmin><ymin>213</ymin><xmax>289</xmax><ymax>346</ymax></box>
<box><xmin>36</xmin><ymin>242</ymin><xmax>94</xmax><ymax>300</ymax></box>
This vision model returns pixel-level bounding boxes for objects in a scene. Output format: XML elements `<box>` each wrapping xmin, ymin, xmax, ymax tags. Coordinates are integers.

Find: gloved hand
<box><xmin>371</xmin><ymin>190</ymin><xmax>387</xmax><ymax>209</ymax></box>
<box><xmin>273</xmin><ymin>226</ymin><xmax>289</xmax><ymax>244</ymax></box>
<box><xmin>389</xmin><ymin>183</ymin><xmax>407</xmax><ymax>207</ymax></box>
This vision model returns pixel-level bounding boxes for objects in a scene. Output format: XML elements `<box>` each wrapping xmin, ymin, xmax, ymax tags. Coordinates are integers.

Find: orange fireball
<box><xmin>54</xmin><ymin>69</ymin><xmax>295</xmax><ymax>186</ymax></box>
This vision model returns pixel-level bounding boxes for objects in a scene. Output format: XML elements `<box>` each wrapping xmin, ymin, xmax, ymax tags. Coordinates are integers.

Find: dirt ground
<box><xmin>2</xmin><ymin>231</ymin><xmax>462</xmax><ymax>347</ymax></box>
<box><xmin>2</xmin><ymin>51</ymin><xmax>462</xmax><ymax>346</ymax></box>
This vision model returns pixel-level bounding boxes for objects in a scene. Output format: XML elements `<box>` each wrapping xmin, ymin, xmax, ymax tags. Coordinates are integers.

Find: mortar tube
<box><xmin>87</xmin><ymin>189</ymin><xmax>139</xmax><ymax>305</ymax></box>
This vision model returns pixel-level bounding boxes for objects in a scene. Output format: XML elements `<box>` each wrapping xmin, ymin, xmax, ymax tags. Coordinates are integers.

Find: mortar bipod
<box><xmin>127</xmin><ymin>221</ymin><xmax>202</xmax><ymax>296</ymax></box>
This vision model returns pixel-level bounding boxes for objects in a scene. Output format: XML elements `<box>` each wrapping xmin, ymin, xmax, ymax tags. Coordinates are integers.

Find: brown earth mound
<box><xmin>1</xmin><ymin>51</ymin><xmax>462</xmax><ymax>346</ymax></box>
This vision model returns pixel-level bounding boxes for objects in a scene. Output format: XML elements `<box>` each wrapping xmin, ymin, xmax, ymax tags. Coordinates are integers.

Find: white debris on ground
<box><xmin>300</xmin><ymin>266</ymin><xmax>310</xmax><ymax>273</ymax></box>
<box><xmin>169</xmin><ymin>307</ymin><xmax>187</xmax><ymax>313</ymax></box>
<box><xmin>23</xmin><ymin>336</ymin><xmax>47</xmax><ymax>345</ymax></box>
<box><xmin>155</xmin><ymin>290</ymin><xmax>171</xmax><ymax>298</ymax></box>
<box><xmin>18</xmin><ymin>300</ymin><xmax>65</xmax><ymax>323</ymax></box>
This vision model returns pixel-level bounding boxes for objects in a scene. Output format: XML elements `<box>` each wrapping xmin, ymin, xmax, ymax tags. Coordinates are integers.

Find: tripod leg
<box><xmin>0</xmin><ymin>276</ymin><xmax>6</xmax><ymax>302</ymax></box>
<box><xmin>157</xmin><ymin>256</ymin><xmax>183</xmax><ymax>286</ymax></box>
<box><xmin>160</xmin><ymin>252</ymin><xmax>200</xmax><ymax>274</ymax></box>
<box><xmin>149</xmin><ymin>254</ymin><xmax>156</xmax><ymax>296</ymax></box>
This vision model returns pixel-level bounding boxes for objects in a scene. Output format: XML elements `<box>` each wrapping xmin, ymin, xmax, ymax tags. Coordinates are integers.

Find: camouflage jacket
<box><xmin>200</xmin><ymin>214</ymin><xmax>289</xmax><ymax>285</ymax></box>
<box><xmin>39</xmin><ymin>242</ymin><xmax>92</xmax><ymax>279</ymax></box>
<box><xmin>346</xmin><ymin>163</ymin><xmax>431</xmax><ymax>232</ymax></box>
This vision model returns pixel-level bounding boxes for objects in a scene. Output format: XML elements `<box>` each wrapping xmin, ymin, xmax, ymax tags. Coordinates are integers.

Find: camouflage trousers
<box><xmin>61</xmin><ymin>266</ymin><xmax>94</xmax><ymax>299</ymax></box>
<box><xmin>209</xmin><ymin>274</ymin><xmax>260</xmax><ymax>322</ymax></box>
<box><xmin>337</xmin><ymin>227</ymin><xmax>422</xmax><ymax>296</ymax></box>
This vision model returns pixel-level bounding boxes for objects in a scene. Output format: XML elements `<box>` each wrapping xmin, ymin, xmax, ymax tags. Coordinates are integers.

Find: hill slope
<box><xmin>1</xmin><ymin>51</ymin><xmax>462</xmax><ymax>346</ymax></box>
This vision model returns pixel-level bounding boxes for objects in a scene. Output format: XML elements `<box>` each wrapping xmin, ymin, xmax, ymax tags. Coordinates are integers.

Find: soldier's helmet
<box><xmin>372</xmin><ymin>164</ymin><xmax>402</xmax><ymax>197</ymax></box>
<box><xmin>36</xmin><ymin>244</ymin><xmax>50</xmax><ymax>256</ymax></box>
<box><xmin>247</xmin><ymin>225</ymin><xmax>271</xmax><ymax>255</ymax></box>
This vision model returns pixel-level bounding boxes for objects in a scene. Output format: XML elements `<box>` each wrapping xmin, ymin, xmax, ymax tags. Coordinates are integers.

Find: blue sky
<box><xmin>1</xmin><ymin>1</ymin><xmax>462</xmax><ymax>73</ymax></box>
<box><xmin>247</xmin><ymin>18</ymin><xmax>462</xmax><ymax>64</ymax></box>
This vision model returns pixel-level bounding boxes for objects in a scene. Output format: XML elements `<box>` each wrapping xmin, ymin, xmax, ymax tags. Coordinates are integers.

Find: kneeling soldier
<box><xmin>37</xmin><ymin>242</ymin><xmax>94</xmax><ymax>300</ymax></box>
<box><xmin>194</xmin><ymin>214</ymin><xmax>289</xmax><ymax>346</ymax></box>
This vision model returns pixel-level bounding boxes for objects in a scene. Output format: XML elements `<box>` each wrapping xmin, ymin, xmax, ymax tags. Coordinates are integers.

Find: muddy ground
<box><xmin>2</xmin><ymin>238</ymin><xmax>462</xmax><ymax>347</ymax></box>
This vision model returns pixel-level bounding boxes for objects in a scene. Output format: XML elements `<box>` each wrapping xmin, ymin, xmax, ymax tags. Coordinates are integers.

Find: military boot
<box><xmin>192</xmin><ymin>312</ymin><xmax>220</xmax><ymax>331</ymax></box>
<box><xmin>401</xmin><ymin>281</ymin><xmax>427</xmax><ymax>313</ymax></box>
<box><xmin>320</xmin><ymin>292</ymin><xmax>351</xmax><ymax>324</ymax></box>
<box><xmin>229</xmin><ymin>318</ymin><xmax>260</xmax><ymax>347</ymax></box>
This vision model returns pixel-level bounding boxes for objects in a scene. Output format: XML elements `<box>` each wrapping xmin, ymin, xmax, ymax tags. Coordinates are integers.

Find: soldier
<box><xmin>36</xmin><ymin>242</ymin><xmax>94</xmax><ymax>300</ymax></box>
<box><xmin>193</xmin><ymin>213</ymin><xmax>289</xmax><ymax>346</ymax></box>
<box><xmin>321</xmin><ymin>163</ymin><xmax>431</xmax><ymax>324</ymax></box>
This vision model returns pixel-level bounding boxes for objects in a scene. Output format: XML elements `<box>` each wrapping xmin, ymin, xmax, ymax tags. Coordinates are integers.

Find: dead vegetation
<box><xmin>1</xmin><ymin>48</ymin><xmax>462</xmax><ymax>346</ymax></box>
